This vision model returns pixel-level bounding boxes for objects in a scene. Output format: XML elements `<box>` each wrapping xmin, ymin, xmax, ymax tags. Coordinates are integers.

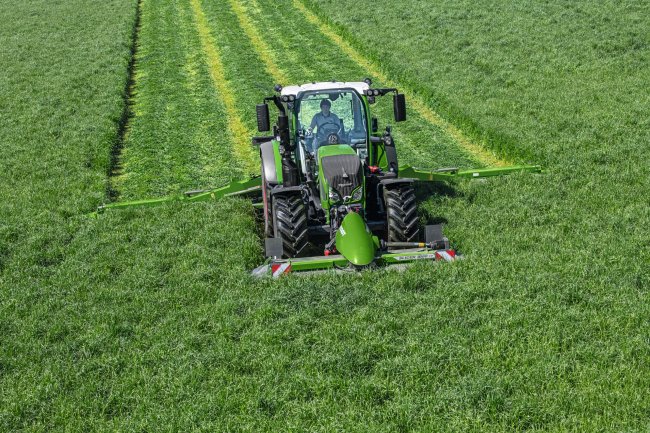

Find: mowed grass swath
<box><xmin>0</xmin><ymin>0</ymin><xmax>649</xmax><ymax>432</ymax></box>
<box><xmin>114</xmin><ymin>0</ymin><xmax>245</xmax><ymax>199</ymax></box>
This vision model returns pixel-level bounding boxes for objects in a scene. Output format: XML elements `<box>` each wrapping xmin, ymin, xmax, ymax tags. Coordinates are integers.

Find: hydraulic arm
<box><xmin>399</xmin><ymin>164</ymin><xmax>542</xmax><ymax>181</ymax></box>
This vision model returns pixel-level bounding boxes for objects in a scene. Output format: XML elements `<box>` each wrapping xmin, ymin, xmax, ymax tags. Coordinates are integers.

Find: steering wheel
<box><xmin>315</xmin><ymin>121</ymin><xmax>341</xmax><ymax>146</ymax></box>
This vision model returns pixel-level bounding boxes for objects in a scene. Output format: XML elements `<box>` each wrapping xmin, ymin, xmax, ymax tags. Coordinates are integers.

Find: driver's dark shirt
<box><xmin>310</xmin><ymin>112</ymin><xmax>341</xmax><ymax>130</ymax></box>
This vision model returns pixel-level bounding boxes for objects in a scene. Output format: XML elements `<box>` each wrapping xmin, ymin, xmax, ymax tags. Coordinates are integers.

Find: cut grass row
<box><xmin>188</xmin><ymin>0</ymin><xmax>259</xmax><ymax>176</ymax></box>
<box><xmin>114</xmin><ymin>0</ymin><xmax>247</xmax><ymax>200</ymax></box>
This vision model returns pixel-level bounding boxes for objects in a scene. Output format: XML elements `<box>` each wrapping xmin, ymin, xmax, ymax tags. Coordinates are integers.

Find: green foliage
<box><xmin>1</xmin><ymin>0</ymin><xmax>649</xmax><ymax>431</ymax></box>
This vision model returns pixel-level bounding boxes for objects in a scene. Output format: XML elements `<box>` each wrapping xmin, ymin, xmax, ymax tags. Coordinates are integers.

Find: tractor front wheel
<box><xmin>385</xmin><ymin>183</ymin><xmax>420</xmax><ymax>242</ymax></box>
<box><xmin>272</xmin><ymin>192</ymin><xmax>308</xmax><ymax>258</ymax></box>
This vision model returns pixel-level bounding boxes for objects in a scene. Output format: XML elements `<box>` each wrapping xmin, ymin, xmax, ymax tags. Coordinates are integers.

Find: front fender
<box><xmin>260</xmin><ymin>140</ymin><xmax>281</xmax><ymax>185</ymax></box>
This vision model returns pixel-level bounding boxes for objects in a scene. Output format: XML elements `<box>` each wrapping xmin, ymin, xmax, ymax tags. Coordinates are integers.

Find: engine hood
<box><xmin>317</xmin><ymin>145</ymin><xmax>363</xmax><ymax>200</ymax></box>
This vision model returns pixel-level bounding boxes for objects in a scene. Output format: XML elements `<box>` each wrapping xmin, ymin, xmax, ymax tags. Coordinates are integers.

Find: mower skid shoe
<box><xmin>425</xmin><ymin>224</ymin><xmax>450</xmax><ymax>249</ymax></box>
<box><xmin>265</xmin><ymin>237</ymin><xmax>284</xmax><ymax>259</ymax></box>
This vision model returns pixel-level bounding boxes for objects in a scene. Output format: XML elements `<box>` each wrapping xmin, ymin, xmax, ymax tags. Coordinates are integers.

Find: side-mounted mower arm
<box><xmin>91</xmin><ymin>177</ymin><xmax>262</xmax><ymax>217</ymax></box>
<box><xmin>399</xmin><ymin>164</ymin><xmax>542</xmax><ymax>182</ymax></box>
<box><xmin>90</xmin><ymin>164</ymin><xmax>541</xmax><ymax>217</ymax></box>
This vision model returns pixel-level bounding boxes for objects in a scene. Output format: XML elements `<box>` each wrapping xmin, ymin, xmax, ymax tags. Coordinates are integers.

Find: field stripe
<box><xmin>231</xmin><ymin>0</ymin><xmax>473</xmax><ymax>169</ymax></box>
<box><xmin>292</xmin><ymin>0</ymin><xmax>508</xmax><ymax>167</ymax></box>
<box><xmin>227</xmin><ymin>0</ymin><xmax>289</xmax><ymax>84</ymax></box>
<box><xmin>114</xmin><ymin>0</ymin><xmax>244</xmax><ymax>198</ymax></box>
<box><xmin>189</xmin><ymin>0</ymin><xmax>258</xmax><ymax>176</ymax></box>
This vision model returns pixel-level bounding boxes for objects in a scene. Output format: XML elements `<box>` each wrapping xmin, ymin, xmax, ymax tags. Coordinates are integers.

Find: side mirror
<box><xmin>371</xmin><ymin>117</ymin><xmax>378</xmax><ymax>133</ymax></box>
<box><xmin>393</xmin><ymin>94</ymin><xmax>406</xmax><ymax>122</ymax></box>
<box><xmin>256</xmin><ymin>103</ymin><xmax>270</xmax><ymax>132</ymax></box>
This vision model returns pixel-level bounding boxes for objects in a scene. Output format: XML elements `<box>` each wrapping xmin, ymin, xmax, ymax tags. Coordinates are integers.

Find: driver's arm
<box><xmin>309</xmin><ymin>113</ymin><xmax>320</xmax><ymax>132</ymax></box>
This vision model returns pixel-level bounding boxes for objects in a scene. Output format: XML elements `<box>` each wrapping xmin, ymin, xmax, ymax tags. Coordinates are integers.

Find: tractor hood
<box><xmin>335</xmin><ymin>212</ymin><xmax>379</xmax><ymax>266</ymax></box>
<box><xmin>318</xmin><ymin>145</ymin><xmax>363</xmax><ymax>204</ymax></box>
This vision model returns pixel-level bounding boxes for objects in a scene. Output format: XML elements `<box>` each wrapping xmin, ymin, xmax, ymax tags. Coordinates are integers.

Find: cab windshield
<box><xmin>297</xmin><ymin>90</ymin><xmax>367</xmax><ymax>152</ymax></box>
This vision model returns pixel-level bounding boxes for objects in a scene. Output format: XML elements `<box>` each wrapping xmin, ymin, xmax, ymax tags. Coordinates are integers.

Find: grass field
<box><xmin>0</xmin><ymin>0</ymin><xmax>137</xmax><ymax>267</ymax></box>
<box><xmin>1</xmin><ymin>0</ymin><xmax>649</xmax><ymax>431</ymax></box>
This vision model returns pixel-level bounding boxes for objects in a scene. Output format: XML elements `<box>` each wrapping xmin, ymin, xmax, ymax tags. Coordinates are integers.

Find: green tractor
<box><xmin>250</xmin><ymin>80</ymin><xmax>539</xmax><ymax>276</ymax></box>
<box><xmin>94</xmin><ymin>80</ymin><xmax>541</xmax><ymax>276</ymax></box>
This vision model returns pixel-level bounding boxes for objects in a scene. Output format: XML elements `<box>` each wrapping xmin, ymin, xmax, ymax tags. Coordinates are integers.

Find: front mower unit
<box><xmin>253</xmin><ymin>248</ymin><xmax>459</xmax><ymax>277</ymax></box>
<box><xmin>253</xmin><ymin>220</ymin><xmax>459</xmax><ymax>277</ymax></box>
<box><xmin>92</xmin><ymin>80</ymin><xmax>542</xmax><ymax>276</ymax></box>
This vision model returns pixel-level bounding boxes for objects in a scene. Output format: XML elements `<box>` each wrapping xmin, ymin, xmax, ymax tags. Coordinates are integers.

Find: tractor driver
<box><xmin>307</xmin><ymin>99</ymin><xmax>341</xmax><ymax>143</ymax></box>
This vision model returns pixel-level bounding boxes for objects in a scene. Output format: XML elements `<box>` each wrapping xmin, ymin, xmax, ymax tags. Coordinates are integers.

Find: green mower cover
<box><xmin>335</xmin><ymin>212</ymin><xmax>379</xmax><ymax>266</ymax></box>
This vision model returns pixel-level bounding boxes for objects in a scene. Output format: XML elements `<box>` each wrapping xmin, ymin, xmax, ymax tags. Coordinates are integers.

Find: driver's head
<box><xmin>320</xmin><ymin>99</ymin><xmax>331</xmax><ymax>115</ymax></box>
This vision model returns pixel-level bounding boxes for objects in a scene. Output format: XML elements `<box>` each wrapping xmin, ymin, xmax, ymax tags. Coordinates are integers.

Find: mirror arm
<box><xmin>264</xmin><ymin>95</ymin><xmax>286</xmax><ymax>115</ymax></box>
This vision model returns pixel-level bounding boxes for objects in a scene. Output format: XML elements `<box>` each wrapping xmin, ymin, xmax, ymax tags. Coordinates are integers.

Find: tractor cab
<box><xmin>294</xmin><ymin>88</ymin><xmax>369</xmax><ymax>159</ymax></box>
<box><xmin>253</xmin><ymin>83</ymin><xmax>375</xmax><ymax>222</ymax></box>
<box><xmin>290</xmin><ymin>86</ymin><xmax>370</xmax><ymax>215</ymax></box>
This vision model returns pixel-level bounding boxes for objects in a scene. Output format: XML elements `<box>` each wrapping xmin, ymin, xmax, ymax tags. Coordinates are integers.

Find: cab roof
<box><xmin>280</xmin><ymin>81</ymin><xmax>370</xmax><ymax>97</ymax></box>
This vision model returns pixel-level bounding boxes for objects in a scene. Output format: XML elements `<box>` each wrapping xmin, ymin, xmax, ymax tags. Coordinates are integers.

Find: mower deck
<box><xmin>251</xmin><ymin>247</ymin><xmax>459</xmax><ymax>277</ymax></box>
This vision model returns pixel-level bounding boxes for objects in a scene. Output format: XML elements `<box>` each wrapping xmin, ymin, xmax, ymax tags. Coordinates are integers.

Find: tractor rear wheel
<box><xmin>385</xmin><ymin>183</ymin><xmax>420</xmax><ymax>242</ymax></box>
<box><xmin>272</xmin><ymin>192</ymin><xmax>308</xmax><ymax>258</ymax></box>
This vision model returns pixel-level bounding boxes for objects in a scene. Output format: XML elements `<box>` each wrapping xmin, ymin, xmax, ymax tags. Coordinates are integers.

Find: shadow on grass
<box><xmin>414</xmin><ymin>181</ymin><xmax>462</xmax><ymax>226</ymax></box>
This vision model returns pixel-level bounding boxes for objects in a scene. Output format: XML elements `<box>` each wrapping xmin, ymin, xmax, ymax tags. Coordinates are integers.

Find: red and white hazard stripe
<box><xmin>435</xmin><ymin>249</ymin><xmax>457</xmax><ymax>262</ymax></box>
<box><xmin>271</xmin><ymin>263</ymin><xmax>292</xmax><ymax>278</ymax></box>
